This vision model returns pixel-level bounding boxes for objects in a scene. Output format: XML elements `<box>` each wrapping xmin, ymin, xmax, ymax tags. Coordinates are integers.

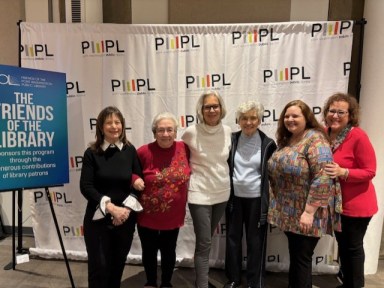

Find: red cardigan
<box><xmin>333</xmin><ymin>127</ymin><xmax>378</xmax><ymax>217</ymax></box>
<box><xmin>136</xmin><ymin>141</ymin><xmax>191</xmax><ymax>230</ymax></box>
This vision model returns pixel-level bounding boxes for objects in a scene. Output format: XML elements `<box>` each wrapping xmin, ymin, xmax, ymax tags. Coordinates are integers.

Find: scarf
<box><xmin>329</xmin><ymin>124</ymin><xmax>353</xmax><ymax>152</ymax></box>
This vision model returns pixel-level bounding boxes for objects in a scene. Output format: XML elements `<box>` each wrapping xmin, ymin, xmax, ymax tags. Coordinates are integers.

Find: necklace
<box><xmin>237</xmin><ymin>133</ymin><xmax>259</xmax><ymax>161</ymax></box>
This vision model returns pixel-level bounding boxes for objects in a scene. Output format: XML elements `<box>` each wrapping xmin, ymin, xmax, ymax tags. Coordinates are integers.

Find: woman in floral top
<box><xmin>268</xmin><ymin>100</ymin><xmax>336</xmax><ymax>288</ymax></box>
<box><xmin>136</xmin><ymin>112</ymin><xmax>191</xmax><ymax>288</ymax></box>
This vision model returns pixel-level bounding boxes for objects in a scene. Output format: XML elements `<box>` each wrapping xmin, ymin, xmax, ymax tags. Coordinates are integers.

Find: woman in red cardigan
<box><xmin>136</xmin><ymin>112</ymin><xmax>191</xmax><ymax>288</ymax></box>
<box><xmin>324</xmin><ymin>93</ymin><xmax>378</xmax><ymax>288</ymax></box>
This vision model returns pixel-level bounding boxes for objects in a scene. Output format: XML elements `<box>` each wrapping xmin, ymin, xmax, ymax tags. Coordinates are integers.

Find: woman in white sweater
<box><xmin>182</xmin><ymin>91</ymin><xmax>232</xmax><ymax>288</ymax></box>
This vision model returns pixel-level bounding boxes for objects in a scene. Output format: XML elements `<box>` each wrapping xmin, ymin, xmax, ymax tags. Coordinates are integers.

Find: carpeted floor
<box><xmin>0</xmin><ymin>235</ymin><xmax>383</xmax><ymax>288</ymax></box>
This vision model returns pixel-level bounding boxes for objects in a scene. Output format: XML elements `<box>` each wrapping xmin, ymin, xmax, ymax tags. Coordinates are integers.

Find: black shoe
<box><xmin>208</xmin><ymin>281</ymin><xmax>217</xmax><ymax>288</ymax></box>
<box><xmin>222</xmin><ymin>281</ymin><xmax>240</xmax><ymax>288</ymax></box>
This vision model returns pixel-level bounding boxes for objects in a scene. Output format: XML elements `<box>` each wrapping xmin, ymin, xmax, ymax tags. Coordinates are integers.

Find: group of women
<box><xmin>79</xmin><ymin>90</ymin><xmax>377</xmax><ymax>288</ymax></box>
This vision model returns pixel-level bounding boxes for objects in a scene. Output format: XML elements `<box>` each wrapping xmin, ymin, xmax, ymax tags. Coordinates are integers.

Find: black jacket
<box><xmin>228</xmin><ymin>129</ymin><xmax>277</xmax><ymax>225</ymax></box>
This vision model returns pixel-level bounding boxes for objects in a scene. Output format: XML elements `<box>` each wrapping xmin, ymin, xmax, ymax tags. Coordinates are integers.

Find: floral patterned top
<box><xmin>137</xmin><ymin>141</ymin><xmax>191</xmax><ymax>230</ymax></box>
<box><xmin>267</xmin><ymin>129</ymin><xmax>338</xmax><ymax>237</ymax></box>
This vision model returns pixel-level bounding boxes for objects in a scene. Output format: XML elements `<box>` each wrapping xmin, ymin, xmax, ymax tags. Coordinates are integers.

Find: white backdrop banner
<box><xmin>21</xmin><ymin>21</ymin><xmax>353</xmax><ymax>273</ymax></box>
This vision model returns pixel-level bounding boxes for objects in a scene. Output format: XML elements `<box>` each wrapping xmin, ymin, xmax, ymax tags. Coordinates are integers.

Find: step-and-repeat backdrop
<box><xmin>21</xmin><ymin>21</ymin><xmax>353</xmax><ymax>273</ymax></box>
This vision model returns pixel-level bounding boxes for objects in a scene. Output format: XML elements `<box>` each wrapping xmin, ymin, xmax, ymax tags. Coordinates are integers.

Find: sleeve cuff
<box><xmin>123</xmin><ymin>195</ymin><xmax>143</xmax><ymax>212</ymax></box>
<box><xmin>92</xmin><ymin>196</ymin><xmax>111</xmax><ymax>220</ymax></box>
<box><xmin>131</xmin><ymin>173</ymin><xmax>140</xmax><ymax>184</ymax></box>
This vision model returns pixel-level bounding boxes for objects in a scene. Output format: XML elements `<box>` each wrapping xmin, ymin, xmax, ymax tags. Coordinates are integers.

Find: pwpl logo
<box><xmin>179</xmin><ymin>115</ymin><xmax>200</xmax><ymax>128</ymax></box>
<box><xmin>63</xmin><ymin>225</ymin><xmax>84</xmax><ymax>237</ymax></box>
<box><xmin>33</xmin><ymin>190</ymin><xmax>72</xmax><ymax>206</ymax></box>
<box><xmin>214</xmin><ymin>223</ymin><xmax>226</xmax><ymax>236</ymax></box>
<box><xmin>70</xmin><ymin>156</ymin><xmax>83</xmax><ymax>171</ymax></box>
<box><xmin>263</xmin><ymin>66</ymin><xmax>311</xmax><ymax>84</ymax></box>
<box><xmin>315</xmin><ymin>254</ymin><xmax>334</xmax><ymax>265</ymax></box>
<box><xmin>267</xmin><ymin>254</ymin><xmax>281</xmax><ymax>263</ymax></box>
<box><xmin>343</xmin><ymin>62</ymin><xmax>351</xmax><ymax>76</ymax></box>
<box><xmin>66</xmin><ymin>81</ymin><xmax>85</xmax><ymax>98</ymax></box>
<box><xmin>232</xmin><ymin>28</ymin><xmax>279</xmax><ymax>45</ymax></box>
<box><xmin>262</xmin><ymin>106</ymin><xmax>322</xmax><ymax>125</ymax></box>
<box><xmin>155</xmin><ymin>35</ymin><xmax>200</xmax><ymax>51</ymax></box>
<box><xmin>311</xmin><ymin>21</ymin><xmax>352</xmax><ymax>38</ymax></box>
<box><xmin>89</xmin><ymin>118</ymin><xmax>132</xmax><ymax>132</ymax></box>
<box><xmin>111</xmin><ymin>78</ymin><xmax>156</xmax><ymax>94</ymax></box>
<box><xmin>186</xmin><ymin>73</ymin><xmax>231</xmax><ymax>89</ymax></box>
<box><xmin>20</xmin><ymin>44</ymin><xmax>54</xmax><ymax>59</ymax></box>
<box><xmin>81</xmin><ymin>40</ymin><xmax>125</xmax><ymax>56</ymax></box>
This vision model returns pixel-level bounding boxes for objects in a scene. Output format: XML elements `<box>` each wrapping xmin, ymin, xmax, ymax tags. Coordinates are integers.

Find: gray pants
<box><xmin>188</xmin><ymin>202</ymin><xmax>227</xmax><ymax>288</ymax></box>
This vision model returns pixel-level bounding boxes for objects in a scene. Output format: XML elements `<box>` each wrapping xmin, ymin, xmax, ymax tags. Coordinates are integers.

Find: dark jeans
<box><xmin>335</xmin><ymin>215</ymin><xmax>371</xmax><ymax>288</ymax></box>
<box><xmin>225</xmin><ymin>196</ymin><xmax>267</xmax><ymax>288</ymax></box>
<box><xmin>138</xmin><ymin>225</ymin><xmax>180</xmax><ymax>287</ymax></box>
<box><xmin>285</xmin><ymin>232</ymin><xmax>319</xmax><ymax>288</ymax></box>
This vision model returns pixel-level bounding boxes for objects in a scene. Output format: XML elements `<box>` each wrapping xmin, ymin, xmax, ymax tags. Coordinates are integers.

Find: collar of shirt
<box><xmin>101</xmin><ymin>140</ymin><xmax>124</xmax><ymax>151</ymax></box>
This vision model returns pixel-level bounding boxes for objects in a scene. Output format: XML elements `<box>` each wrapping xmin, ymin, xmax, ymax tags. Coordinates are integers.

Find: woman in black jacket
<box><xmin>223</xmin><ymin>100</ymin><xmax>277</xmax><ymax>288</ymax></box>
<box><xmin>80</xmin><ymin>106</ymin><xmax>144</xmax><ymax>288</ymax></box>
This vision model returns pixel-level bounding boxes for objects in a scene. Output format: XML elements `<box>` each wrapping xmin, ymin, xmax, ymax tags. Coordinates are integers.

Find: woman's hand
<box><xmin>133</xmin><ymin>178</ymin><xmax>145</xmax><ymax>191</ymax></box>
<box><xmin>300</xmin><ymin>211</ymin><xmax>314</xmax><ymax>233</ymax></box>
<box><xmin>325</xmin><ymin>162</ymin><xmax>348</xmax><ymax>179</ymax></box>
<box><xmin>107</xmin><ymin>203</ymin><xmax>131</xmax><ymax>226</ymax></box>
<box><xmin>300</xmin><ymin>204</ymin><xmax>317</xmax><ymax>233</ymax></box>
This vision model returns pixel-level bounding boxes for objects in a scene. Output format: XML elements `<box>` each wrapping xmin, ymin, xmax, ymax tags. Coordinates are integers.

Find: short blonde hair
<box><xmin>195</xmin><ymin>90</ymin><xmax>227</xmax><ymax>123</ymax></box>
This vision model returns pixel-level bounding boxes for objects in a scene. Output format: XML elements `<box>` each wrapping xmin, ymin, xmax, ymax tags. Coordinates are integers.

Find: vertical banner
<box><xmin>21</xmin><ymin>21</ymin><xmax>353</xmax><ymax>273</ymax></box>
<box><xmin>0</xmin><ymin>64</ymin><xmax>68</xmax><ymax>190</ymax></box>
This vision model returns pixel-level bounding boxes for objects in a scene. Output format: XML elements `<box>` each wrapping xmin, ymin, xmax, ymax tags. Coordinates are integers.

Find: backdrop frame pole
<box><xmin>354</xmin><ymin>18</ymin><xmax>367</xmax><ymax>102</ymax></box>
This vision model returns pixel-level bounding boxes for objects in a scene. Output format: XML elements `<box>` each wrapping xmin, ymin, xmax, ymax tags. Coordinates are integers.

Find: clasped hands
<box><xmin>105</xmin><ymin>177</ymin><xmax>145</xmax><ymax>226</ymax></box>
<box><xmin>106</xmin><ymin>202</ymin><xmax>131</xmax><ymax>226</ymax></box>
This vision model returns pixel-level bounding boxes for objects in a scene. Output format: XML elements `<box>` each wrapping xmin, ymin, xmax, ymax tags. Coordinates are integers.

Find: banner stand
<box><xmin>1</xmin><ymin>186</ymin><xmax>75</xmax><ymax>287</ymax></box>
<box><xmin>44</xmin><ymin>186</ymin><xmax>75</xmax><ymax>288</ymax></box>
<box><xmin>3</xmin><ymin>189</ymin><xmax>28</xmax><ymax>271</ymax></box>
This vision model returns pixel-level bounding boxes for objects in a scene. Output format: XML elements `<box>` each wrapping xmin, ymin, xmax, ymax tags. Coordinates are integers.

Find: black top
<box><xmin>80</xmin><ymin>144</ymin><xmax>142</xmax><ymax>218</ymax></box>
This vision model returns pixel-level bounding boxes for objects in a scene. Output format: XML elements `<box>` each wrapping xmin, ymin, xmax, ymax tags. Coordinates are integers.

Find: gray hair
<box><xmin>236</xmin><ymin>100</ymin><xmax>264</xmax><ymax>122</ymax></box>
<box><xmin>151</xmin><ymin>112</ymin><xmax>179</xmax><ymax>135</ymax></box>
<box><xmin>195</xmin><ymin>90</ymin><xmax>227</xmax><ymax>123</ymax></box>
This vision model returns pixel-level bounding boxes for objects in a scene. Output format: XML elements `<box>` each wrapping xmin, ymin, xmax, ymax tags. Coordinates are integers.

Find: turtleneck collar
<box><xmin>198</xmin><ymin>122</ymin><xmax>223</xmax><ymax>134</ymax></box>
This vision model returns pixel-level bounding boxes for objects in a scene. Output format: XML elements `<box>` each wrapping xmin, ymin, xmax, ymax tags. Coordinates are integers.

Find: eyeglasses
<box><xmin>203</xmin><ymin>104</ymin><xmax>220</xmax><ymax>112</ymax></box>
<box><xmin>156</xmin><ymin>128</ymin><xmax>175</xmax><ymax>134</ymax></box>
<box><xmin>327</xmin><ymin>109</ymin><xmax>349</xmax><ymax>117</ymax></box>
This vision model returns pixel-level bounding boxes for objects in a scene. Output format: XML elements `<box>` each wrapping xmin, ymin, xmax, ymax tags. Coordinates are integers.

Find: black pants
<box><xmin>225</xmin><ymin>196</ymin><xmax>267</xmax><ymax>288</ymax></box>
<box><xmin>335</xmin><ymin>215</ymin><xmax>371</xmax><ymax>288</ymax></box>
<box><xmin>138</xmin><ymin>225</ymin><xmax>180</xmax><ymax>287</ymax></box>
<box><xmin>84</xmin><ymin>213</ymin><xmax>136</xmax><ymax>288</ymax></box>
<box><xmin>285</xmin><ymin>232</ymin><xmax>319</xmax><ymax>288</ymax></box>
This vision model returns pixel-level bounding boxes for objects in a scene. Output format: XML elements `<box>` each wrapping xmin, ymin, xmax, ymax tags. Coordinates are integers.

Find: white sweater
<box><xmin>182</xmin><ymin>122</ymin><xmax>232</xmax><ymax>205</ymax></box>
